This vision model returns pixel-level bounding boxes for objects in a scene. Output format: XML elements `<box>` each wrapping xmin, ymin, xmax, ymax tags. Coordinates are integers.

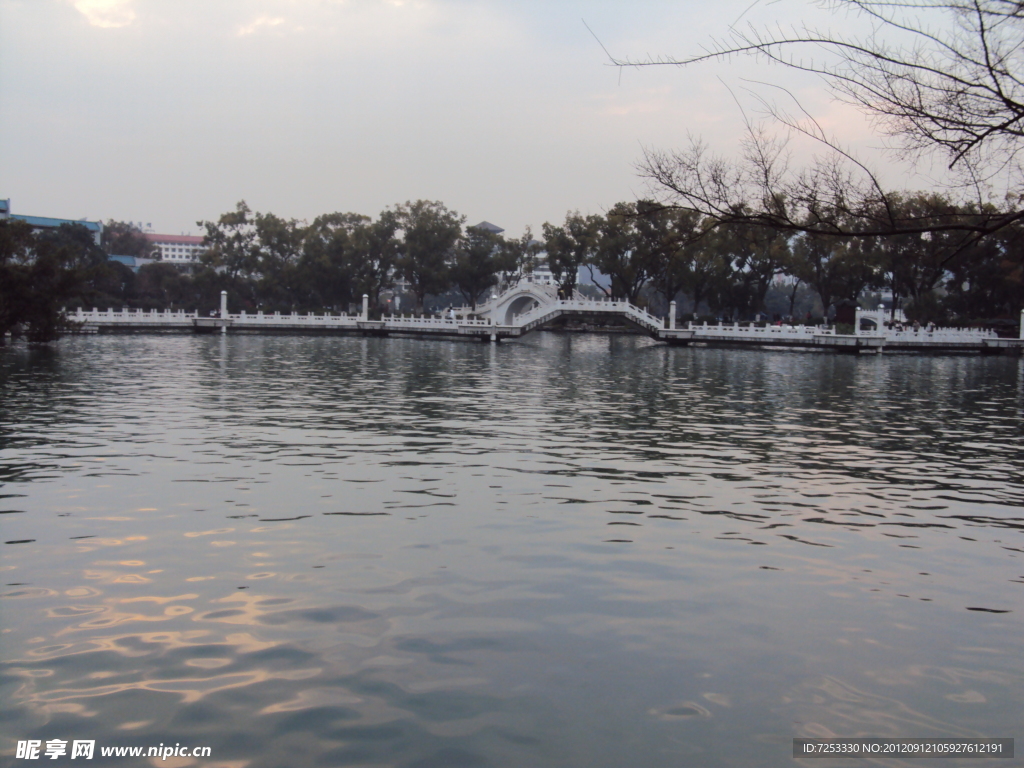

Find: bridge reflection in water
<box><xmin>67</xmin><ymin>281</ymin><xmax>1024</xmax><ymax>355</ymax></box>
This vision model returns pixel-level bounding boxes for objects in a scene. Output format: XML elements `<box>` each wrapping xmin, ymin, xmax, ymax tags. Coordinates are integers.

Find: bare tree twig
<box><xmin>609</xmin><ymin>0</ymin><xmax>1024</xmax><ymax>240</ymax></box>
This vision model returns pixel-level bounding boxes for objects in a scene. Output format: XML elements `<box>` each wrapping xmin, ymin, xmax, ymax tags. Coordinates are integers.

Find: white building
<box><xmin>144</xmin><ymin>233</ymin><xmax>207</xmax><ymax>265</ymax></box>
<box><xmin>525</xmin><ymin>260</ymin><xmax>556</xmax><ymax>286</ymax></box>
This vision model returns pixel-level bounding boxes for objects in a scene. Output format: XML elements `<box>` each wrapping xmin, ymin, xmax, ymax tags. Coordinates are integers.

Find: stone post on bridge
<box><xmin>220</xmin><ymin>291</ymin><xmax>228</xmax><ymax>335</ymax></box>
<box><xmin>362</xmin><ymin>294</ymin><xmax>369</xmax><ymax>321</ymax></box>
<box><xmin>1020</xmin><ymin>308</ymin><xmax>1023</xmax><ymax>340</ymax></box>
<box><xmin>668</xmin><ymin>301</ymin><xmax>676</xmax><ymax>330</ymax></box>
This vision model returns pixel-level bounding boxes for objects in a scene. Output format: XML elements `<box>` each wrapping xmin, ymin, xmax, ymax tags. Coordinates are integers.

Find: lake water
<box><xmin>1</xmin><ymin>333</ymin><xmax>1022</xmax><ymax>767</ymax></box>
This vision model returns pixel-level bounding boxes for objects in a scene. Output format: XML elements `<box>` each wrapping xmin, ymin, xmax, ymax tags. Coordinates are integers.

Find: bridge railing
<box><xmin>230</xmin><ymin>311</ymin><xmax>358</xmax><ymax>325</ymax></box>
<box><xmin>510</xmin><ymin>298</ymin><xmax>666</xmax><ymax>332</ymax></box>
<box><xmin>474</xmin><ymin>279</ymin><xmax>559</xmax><ymax>316</ymax></box>
<box><xmin>619</xmin><ymin>303</ymin><xmax>664</xmax><ymax>330</ymax></box>
<box><xmin>876</xmin><ymin>327</ymin><xmax>997</xmax><ymax>342</ymax></box>
<box><xmin>68</xmin><ymin>307</ymin><xmax>501</xmax><ymax>330</ymax></box>
<box><xmin>72</xmin><ymin>308</ymin><xmax>198</xmax><ymax>323</ymax></box>
<box><xmin>853</xmin><ymin>308</ymin><xmax>998</xmax><ymax>341</ymax></box>
<box><xmin>512</xmin><ymin>302</ymin><xmax>568</xmax><ymax>328</ymax></box>
<box><xmin>383</xmin><ymin>315</ymin><xmax>493</xmax><ymax>328</ymax></box>
<box><xmin>687</xmin><ymin>321</ymin><xmax>836</xmax><ymax>339</ymax></box>
<box><xmin>516</xmin><ymin>309</ymin><xmax>562</xmax><ymax>331</ymax></box>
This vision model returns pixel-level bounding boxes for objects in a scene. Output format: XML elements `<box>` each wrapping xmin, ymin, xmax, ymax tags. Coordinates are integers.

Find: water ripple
<box><xmin>1</xmin><ymin>335</ymin><xmax>1022</xmax><ymax>766</ymax></box>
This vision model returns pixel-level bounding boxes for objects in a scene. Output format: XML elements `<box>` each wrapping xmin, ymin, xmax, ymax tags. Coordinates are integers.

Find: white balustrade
<box><xmin>854</xmin><ymin>306</ymin><xmax>996</xmax><ymax>343</ymax></box>
<box><xmin>878</xmin><ymin>327</ymin><xmax>995</xmax><ymax>342</ymax></box>
<box><xmin>66</xmin><ymin>307</ymin><xmax>199</xmax><ymax>325</ymax></box>
<box><xmin>64</xmin><ymin>299</ymin><xmax>1018</xmax><ymax>351</ymax></box>
<box><xmin>685</xmin><ymin>321</ymin><xmax>834</xmax><ymax>341</ymax></box>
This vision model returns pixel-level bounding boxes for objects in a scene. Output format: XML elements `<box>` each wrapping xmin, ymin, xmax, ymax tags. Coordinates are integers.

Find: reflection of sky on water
<box><xmin>1</xmin><ymin>335</ymin><xmax>1022</xmax><ymax>767</ymax></box>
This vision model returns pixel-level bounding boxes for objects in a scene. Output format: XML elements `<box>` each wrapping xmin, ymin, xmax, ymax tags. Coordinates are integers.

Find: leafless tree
<box><xmin>610</xmin><ymin>1</ymin><xmax>1024</xmax><ymax>245</ymax></box>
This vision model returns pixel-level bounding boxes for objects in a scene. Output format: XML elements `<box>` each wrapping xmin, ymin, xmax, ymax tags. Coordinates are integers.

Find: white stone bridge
<box><xmin>65</xmin><ymin>282</ymin><xmax>1023</xmax><ymax>355</ymax></box>
<box><xmin>472</xmin><ymin>281</ymin><xmax>561</xmax><ymax>327</ymax></box>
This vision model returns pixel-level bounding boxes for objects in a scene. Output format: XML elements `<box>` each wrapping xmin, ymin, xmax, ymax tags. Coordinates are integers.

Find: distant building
<box><xmin>0</xmin><ymin>198</ymin><xmax>103</xmax><ymax>245</ymax></box>
<box><xmin>143</xmin><ymin>233</ymin><xmax>207</xmax><ymax>265</ymax></box>
<box><xmin>526</xmin><ymin>260</ymin><xmax>557</xmax><ymax>286</ymax></box>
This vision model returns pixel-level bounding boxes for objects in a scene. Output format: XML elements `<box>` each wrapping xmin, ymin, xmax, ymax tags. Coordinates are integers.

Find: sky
<box><xmin>0</xmin><ymin>0</ymin><xmax>908</xmax><ymax>238</ymax></box>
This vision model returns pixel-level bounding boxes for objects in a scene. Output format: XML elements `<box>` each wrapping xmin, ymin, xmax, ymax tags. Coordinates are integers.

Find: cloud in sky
<box><xmin>2</xmin><ymin>0</ymin><xmax>920</xmax><ymax>236</ymax></box>
<box><xmin>237</xmin><ymin>15</ymin><xmax>286</xmax><ymax>37</ymax></box>
<box><xmin>71</xmin><ymin>0</ymin><xmax>135</xmax><ymax>28</ymax></box>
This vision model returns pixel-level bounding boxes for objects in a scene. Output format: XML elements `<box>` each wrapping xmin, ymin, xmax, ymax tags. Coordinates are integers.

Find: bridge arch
<box><xmin>503</xmin><ymin>295</ymin><xmax>540</xmax><ymax>325</ymax></box>
<box><xmin>473</xmin><ymin>281</ymin><xmax>558</xmax><ymax>326</ymax></box>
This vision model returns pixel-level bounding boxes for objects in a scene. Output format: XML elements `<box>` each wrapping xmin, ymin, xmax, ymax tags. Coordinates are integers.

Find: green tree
<box><xmin>866</xmin><ymin>193</ymin><xmax>974</xmax><ymax>318</ymax></box>
<box><xmin>0</xmin><ymin>218</ymin><xmax>37</xmax><ymax>342</ymax></box>
<box><xmin>451</xmin><ymin>225</ymin><xmax>502</xmax><ymax>310</ymax></box>
<box><xmin>395</xmin><ymin>200</ymin><xmax>464</xmax><ymax>312</ymax></box>
<box><xmin>0</xmin><ymin>221</ymin><xmax>92</xmax><ymax>343</ymax></box>
<box><xmin>493</xmin><ymin>228</ymin><xmax>541</xmax><ymax>290</ymax></box>
<box><xmin>588</xmin><ymin>202</ymin><xmax>661</xmax><ymax>304</ymax></box>
<box><xmin>944</xmin><ymin>223</ymin><xmax>1024</xmax><ymax>321</ymax></box>
<box><xmin>542</xmin><ymin>212</ymin><xmax>599</xmax><ymax>296</ymax></box>
<box><xmin>714</xmin><ymin>218</ymin><xmax>790</xmax><ymax>319</ymax></box>
<box><xmin>789</xmin><ymin>228</ymin><xmax>878</xmax><ymax>319</ymax></box>
<box><xmin>349</xmin><ymin>210</ymin><xmax>400</xmax><ymax>311</ymax></box>
<box><xmin>134</xmin><ymin>262</ymin><xmax>195</xmax><ymax>309</ymax></box>
<box><xmin>101</xmin><ymin>220</ymin><xmax>151</xmax><ymax>258</ymax></box>
<box><xmin>47</xmin><ymin>222</ymin><xmax>127</xmax><ymax>312</ymax></box>
<box><xmin>253</xmin><ymin>212</ymin><xmax>306</xmax><ymax>309</ymax></box>
<box><xmin>86</xmin><ymin>259</ymin><xmax>135</xmax><ymax>308</ymax></box>
<box><xmin>681</xmin><ymin>227</ymin><xmax>730</xmax><ymax>319</ymax></box>
<box><xmin>300</xmin><ymin>212</ymin><xmax>364</xmax><ymax>310</ymax></box>
<box><xmin>198</xmin><ymin>201</ymin><xmax>257</xmax><ymax>280</ymax></box>
<box><xmin>646</xmin><ymin>208</ymin><xmax>709</xmax><ymax>312</ymax></box>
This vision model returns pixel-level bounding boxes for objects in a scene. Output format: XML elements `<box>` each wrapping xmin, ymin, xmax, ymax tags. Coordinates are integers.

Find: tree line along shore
<box><xmin>2</xmin><ymin>193</ymin><xmax>1022</xmax><ymax>344</ymax></box>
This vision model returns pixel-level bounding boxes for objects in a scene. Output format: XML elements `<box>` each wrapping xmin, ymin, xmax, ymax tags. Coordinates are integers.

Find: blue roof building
<box><xmin>0</xmin><ymin>199</ymin><xmax>103</xmax><ymax>244</ymax></box>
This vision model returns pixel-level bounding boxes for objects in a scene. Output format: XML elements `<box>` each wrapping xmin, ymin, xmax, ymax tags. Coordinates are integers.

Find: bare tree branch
<box><xmin>606</xmin><ymin>0</ymin><xmax>1024</xmax><ymax>240</ymax></box>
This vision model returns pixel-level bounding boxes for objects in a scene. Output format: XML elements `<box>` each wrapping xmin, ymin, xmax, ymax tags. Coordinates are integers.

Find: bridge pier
<box><xmin>982</xmin><ymin>339</ymin><xmax>1024</xmax><ymax>356</ymax></box>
